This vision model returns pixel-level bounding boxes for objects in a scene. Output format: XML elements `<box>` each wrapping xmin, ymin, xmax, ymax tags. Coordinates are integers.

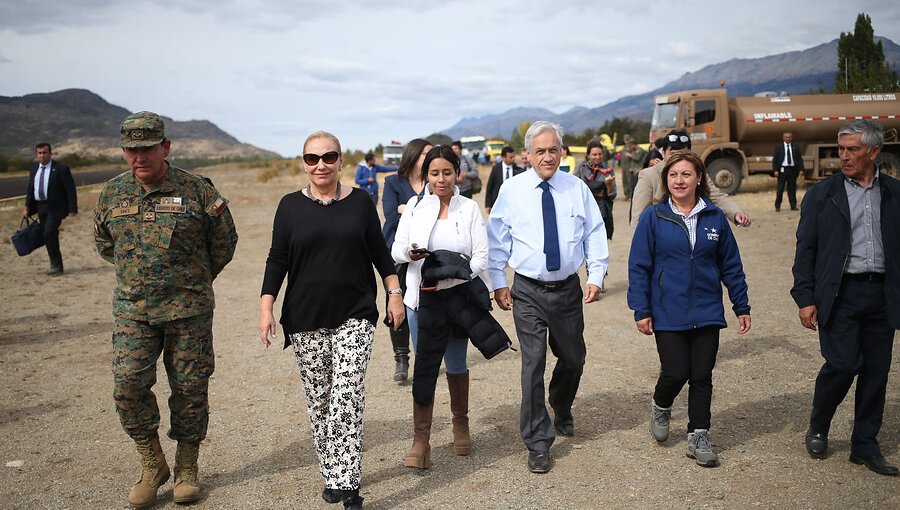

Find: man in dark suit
<box><xmin>792</xmin><ymin>119</ymin><xmax>900</xmax><ymax>476</ymax></box>
<box><xmin>773</xmin><ymin>131</ymin><xmax>804</xmax><ymax>211</ymax></box>
<box><xmin>484</xmin><ymin>146</ymin><xmax>523</xmax><ymax>212</ymax></box>
<box><xmin>22</xmin><ymin>143</ymin><xmax>78</xmax><ymax>275</ymax></box>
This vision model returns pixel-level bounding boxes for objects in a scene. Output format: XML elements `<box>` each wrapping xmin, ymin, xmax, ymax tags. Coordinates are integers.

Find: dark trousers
<box><xmin>653</xmin><ymin>326</ymin><xmax>720</xmax><ymax>432</ymax></box>
<box><xmin>37</xmin><ymin>203</ymin><xmax>64</xmax><ymax>269</ymax></box>
<box><xmin>413</xmin><ymin>288</ymin><xmax>466</xmax><ymax>406</ymax></box>
<box><xmin>775</xmin><ymin>167</ymin><xmax>798</xmax><ymax>210</ymax></box>
<box><xmin>511</xmin><ymin>273</ymin><xmax>585</xmax><ymax>452</ymax></box>
<box><xmin>810</xmin><ymin>278</ymin><xmax>894</xmax><ymax>456</ymax></box>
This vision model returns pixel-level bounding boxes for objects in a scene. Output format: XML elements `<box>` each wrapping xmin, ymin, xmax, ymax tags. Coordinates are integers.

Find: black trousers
<box><xmin>810</xmin><ymin>278</ymin><xmax>894</xmax><ymax>456</ymax></box>
<box><xmin>511</xmin><ymin>273</ymin><xmax>585</xmax><ymax>452</ymax></box>
<box><xmin>37</xmin><ymin>203</ymin><xmax>64</xmax><ymax>269</ymax></box>
<box><xmin>413</xmin><ymin>288</ymin><xmax>467</xmax><ymax>406</ymax></box>
<box><xmin>774</xmin><ymin>167</ymin><xmax>798</xmax><ymax>210</ymax></box>
<box><xmin>653</xmin><ymin>326</ymin><xmax>720</xmax><ymax>432</ymax></box>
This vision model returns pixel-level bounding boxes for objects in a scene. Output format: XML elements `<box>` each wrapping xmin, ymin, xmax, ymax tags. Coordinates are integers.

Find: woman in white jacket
<box><xmin>391</xmin><ymin>145</ymin><xmax>490</xmax><ymax>469</ymax></box>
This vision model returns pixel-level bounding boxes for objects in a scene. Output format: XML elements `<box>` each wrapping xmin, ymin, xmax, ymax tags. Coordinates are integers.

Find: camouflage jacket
<box><xmin>93</xmin><ymin>165</ymin><xmax>238</xmax><ymax>323</ymax></box>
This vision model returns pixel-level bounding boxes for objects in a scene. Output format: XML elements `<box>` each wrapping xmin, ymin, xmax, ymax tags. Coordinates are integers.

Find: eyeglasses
<box><xmin>302</xmin><ymin>151</ymin><xmax>340</xmax><ymax>166</ymax></box>
<box><xmin>667</xmin><ymin>134</ymin><xmax>691</xmax><ymax>143</ymax></box>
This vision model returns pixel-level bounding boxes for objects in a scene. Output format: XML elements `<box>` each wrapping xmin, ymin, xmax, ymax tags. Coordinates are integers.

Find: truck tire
<box><xmin>875</xmin><ymin>152</ymin><xmax>900</xmax><ymax>178</ymax></box>
<box><xmin>708</xmin><ymin>159</ymin><xmax>742</xmax><ymax>195</ymax></box>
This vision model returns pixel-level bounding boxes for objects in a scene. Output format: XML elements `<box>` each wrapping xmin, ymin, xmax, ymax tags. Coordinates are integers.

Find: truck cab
<box><xmin>651</xmin><ymin>89</ymin><xmax>746</xmax><ymax>194</ymax></box>
<box><xmin>383</xmin><ymin>141</ymin><xmax>404</xmax><ymax>166</ymax></box>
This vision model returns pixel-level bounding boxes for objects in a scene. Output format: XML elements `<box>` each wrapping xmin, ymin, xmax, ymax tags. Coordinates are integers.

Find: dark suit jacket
<box><xmin>25</xmin><ymin>160</ymin><xmax>78</xmax><ymax>216</ymax></box>
<box><xmin>791</xmin><ymin>172</ymin><xmax>900</xmax><ymax>329</ymax></box>
<box><xmin>772</xmin><ymin>142</ymin><xmax>805</xmax><ymax>175</ymax></box>
<box><xmin>484</xmin><ymin>162</ymin><xmax>523</xmax><ymax>209</ymax></box>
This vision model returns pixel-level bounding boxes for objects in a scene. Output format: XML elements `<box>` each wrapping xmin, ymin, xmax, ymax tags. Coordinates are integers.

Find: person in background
<box><xmin>642</xmin><ymin>137</ymin><xmax>666</xmax><ymax>169</ymax></box>
<box><xmin>520</xmin><ymin>148</ymin><xmax>532</xmax><ymax>172</ymax></box>
<box><xmin>381</xmin><ymin>138</ymin><xmax>432</xmax><ymax>383</ymax></box>
<box><xmin>630</xmin><ymin>130</ymin><xmax>751</xmax><ymax>230</ymax></box>
<box><xmin>488</xmin><ymin>121</ymin><xmax>608</xmax><ymax>474</ymax></box>
<box><xmin>485</xmin><ymin>146</ymin><xmax>523</xmax><ymax>213</ymax></box>
<box><xmin>575</xmin><ymin>139</ymin><xmax>616</xmax><ymax>240</ymax></box>
<box><xmin>792</xmin><ymin>120</ymin><xmax>900</xmax><ymax>477</ymax></box>
<box><xmin>391</xmin><ymin>145</ymin><xmax>496</xmax><ymax>469</ymax></box>
<box><xmin>94</xmin><ymin>112</ymin><xmax>238</xmax><ymax>507</ymax></box>
<box><xmin>23</xmin><ymin>142</ymin><xmax>77</xmax><ymax>275</ymax></box>
<box><xmin>620</xmin><ymin>135</ymin><xmax>647</xmax><ymax>199</ymax></box>
<box><xmin>355</xmin><ymin>152</ymin><xmax>397</xmax><ymax>203</ymax></box>
<box><xmin>259</xmin><ymin>131</ymin><xmax>404</xmax><ymax>509</ymax></box>
<box><xmin>451</xmin><ymin>140</ymin><xmax>477</xmax><ymax>199</ymax></box>
<box><xmin>773</xmin><ymin>131</ymin><xmax>804</xmax><ymax>212</ymax></box>
<box><xmin>558</xmin><ymin>145</ymin><xmax>577</xmax><ymax>174</ymax></box>
<box><xmin>628</xmin><ymin>151</ymin><xmax>751</xmax><ymax>468</ymax></box>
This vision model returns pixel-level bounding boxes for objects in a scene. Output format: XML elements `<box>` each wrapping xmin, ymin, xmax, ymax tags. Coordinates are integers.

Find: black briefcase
<box><xmin>11</xmin><ymin>216</ymin><xmax>45</xmax><ymax>256</ymax></box>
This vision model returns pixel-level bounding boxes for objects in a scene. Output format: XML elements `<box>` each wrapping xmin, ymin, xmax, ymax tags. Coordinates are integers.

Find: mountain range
<box><xmin>0</xmin><ymin>89</ymin><xmax>278</xmax><ymax>159</ymax></box>
<box><xmin>440</xmin><ymin>36</ymin><xmax>900</xmax><ymax>140</ymax></box>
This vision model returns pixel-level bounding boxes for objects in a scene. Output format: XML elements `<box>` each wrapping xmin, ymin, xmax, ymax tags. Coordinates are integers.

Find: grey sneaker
<box><xmin>686</xmin><ymin>429</ymin><xmax>719</xmax><ymax>467</ymax></box>
<box><xmin>650</xmin><ymin>400</ymin><xmax>671</xmax><ymax>442</ymax></box>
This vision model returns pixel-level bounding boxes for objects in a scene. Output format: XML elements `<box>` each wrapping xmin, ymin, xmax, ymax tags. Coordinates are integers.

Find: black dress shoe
<box><xmin>322</xmin><ymin>487</ymin><xmax>341</xmax><ymax>504</ymax></box>
<box><xmin>791</xmin><ymin>207</ymin><xmax>798</xmax><ymax>211</ymax></box>
<box><xmin>527</xmin><ymin>450</ymin><xmax>551</xmax><ymax>473</ymax></box>
<box><xmin>46</xmin><ymin>266</ymin><xmax>64</xmax><ymax>276</ymax></box>
<box><xmin>849</xmin><ymin>453</ymin><xmax>899</xmax><ymax>476</ymax></box>
<box><xmin>805</xmin><ymin>430</ymin><xmax>828</xmax><ymax>459</ymax></box>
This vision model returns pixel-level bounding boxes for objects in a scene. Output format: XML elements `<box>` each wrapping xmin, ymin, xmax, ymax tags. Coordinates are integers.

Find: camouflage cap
<box><xmin>120</xmin><ymin>111</ymin><xmax>165</xmax><ymax>148</ymax></box>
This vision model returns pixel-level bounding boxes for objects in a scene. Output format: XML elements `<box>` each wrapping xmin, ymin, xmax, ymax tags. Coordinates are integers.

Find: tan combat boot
<box><xmin>404</xmin><ymin>402</ymin><xmax>434</xmax><ymax>469</ymax></box>
<box><xmin>172</xmin><ymin>441</ymin><xmax>201</xmax><ymax>504</ymax></box>
<box><xmin>447</xmin><ymin>372</ymin><xmax>471</xmax><ymax>455</ymax></box>
<box><xmin>128</xmin><ymin>435</ymin><xmax>170</xmax><ymax>508</ymax></box>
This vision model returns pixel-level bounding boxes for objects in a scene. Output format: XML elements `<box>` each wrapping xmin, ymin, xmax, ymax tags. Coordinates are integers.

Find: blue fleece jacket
<box><xmin>627</xmin><ymin>200</ymin><xmax>750</xmax><ymax>331</ymax></box>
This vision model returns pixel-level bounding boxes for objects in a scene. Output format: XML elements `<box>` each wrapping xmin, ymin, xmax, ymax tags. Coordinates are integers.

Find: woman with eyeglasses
<box><xmin>381</xmin><ymin>139</ymin><xmax>432</xmax><ymax>384</ymax></box>
<box><xmin>628</xmin><ymin>151</ymin><xmax>750</xmax><ymax>469</ymax></box>
<box><xmin>575</xmin><ymin>139</ymin><xmax>617</xmax><ymax>240</ymax></box>
<box><xmin>392</xmin><ymin>145</ymin><xmax>497</xmax><ymax>469</ymax></box>
<box><xmin>259</xmin><ymin>131</ymin><xmax>404</xmax><ymax>510</ymax></box>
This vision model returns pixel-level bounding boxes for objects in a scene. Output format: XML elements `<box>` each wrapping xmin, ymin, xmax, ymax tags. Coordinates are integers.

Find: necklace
<box><xmin>306</xmin><ymin>181</ymin><xmax>341</xmax><ymax>206</ymax></box>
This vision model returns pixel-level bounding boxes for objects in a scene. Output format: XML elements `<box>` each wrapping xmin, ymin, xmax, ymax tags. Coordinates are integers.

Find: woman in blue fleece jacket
<box><xmin>628</xmin><ymin>151</ymin><xmax>751</xmax><ymax>468</ymax></box>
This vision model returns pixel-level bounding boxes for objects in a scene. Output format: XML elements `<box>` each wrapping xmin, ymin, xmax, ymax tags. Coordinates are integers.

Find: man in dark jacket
<box><xmin>22</xmin><ymin>142</ymin><xmax>78</xmax><ymax>275</ymax></box>
<box><xmin>484</xmin><ymin>146</ymin><xmax>522</xmax><ymax>212</ymax></box>
<box><xmin>791</xmin><ymin>119</ymin><xmax>900</xmax><ymax>476</ymax></box>
<box><xmin>773</xmin><ymin>131</ymin><xmax>804</xmax><ymax>211</ymax></box>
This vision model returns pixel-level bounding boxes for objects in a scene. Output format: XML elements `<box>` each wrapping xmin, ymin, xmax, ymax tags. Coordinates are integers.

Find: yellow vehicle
<box><xmin>486</xmin><ymin>139</ymin><xmax>506</xmax><ymax>163</ymax></box>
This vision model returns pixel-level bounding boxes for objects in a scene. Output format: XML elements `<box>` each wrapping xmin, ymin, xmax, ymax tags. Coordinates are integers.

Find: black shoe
<box><xmin>554</xmin><ymin>420</ymin><xmax>574</xmax><ymax>437</ymax></box>
<box><xmin>322</xmin><ymin>487</ymin><xmax>341</xmax><ymax>504</ymax></box>
<box><xmin>393</xmin><ymin>360</ymin><xmax>408</xmax><ymax>382</ymax></box>
<box><xmin>791</xmin><ymin>207</ymin><xmax>798</xmax><ymax>211</ymax></box>
<box><xmin>46</xmin><ymin>266</ymin><xmax>64</xmax><ymax>276</ymax></box>
<box><xmin>849</xmin><ymin>453</ymin><xmax>899</xmax><ymax>476</ymax></box>
<box><xmin>805</xmin><ymin>430</ymin><xmax>828</xmax><ymax>459</ymax></box>
<box><xmin>527</xmin><ymin>450</ymin><xmax>551</xmax><ymax>473</ymax></box>
<box><xmin>775</xmin><ymin>207</ymin><xmax>781</xmax><ymax>212</ymax></box>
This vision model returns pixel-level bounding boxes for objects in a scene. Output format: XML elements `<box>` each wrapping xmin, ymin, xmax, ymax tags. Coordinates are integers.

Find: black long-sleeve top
<box><xmin>261</xmin><ymin>188</ymin><xmax>396</xmax><ymax>346</ymax></box>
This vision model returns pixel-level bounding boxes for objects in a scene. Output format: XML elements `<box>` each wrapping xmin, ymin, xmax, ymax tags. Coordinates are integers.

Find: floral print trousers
<box><xmin>289</xmin><ymin>318</ymin><xmax>374</xmax><ymax>491</ymax></box>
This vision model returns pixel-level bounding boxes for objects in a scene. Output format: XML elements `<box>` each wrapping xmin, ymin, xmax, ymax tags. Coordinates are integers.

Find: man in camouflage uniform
<box><xmin>93</xmin><ymin>112</ymin><xmax>238</xmax><ymax>508</ymax></box>
<box><xmin>620</xmin><ymin>134</ymin><xmax>646</xmax><ymax>199</ymax></box>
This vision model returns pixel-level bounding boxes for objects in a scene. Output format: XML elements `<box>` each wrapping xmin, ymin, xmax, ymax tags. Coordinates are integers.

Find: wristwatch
<box><xmin>388</xmin><ymin>288</ymin><xmax>402</xmax><ymax>296</ymax></box>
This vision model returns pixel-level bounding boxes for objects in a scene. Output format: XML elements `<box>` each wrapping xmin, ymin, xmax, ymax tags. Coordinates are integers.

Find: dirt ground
<box><xmin>0</xmin><ymin>165</ymin><xmax>897</xmax><ymax>510</ymax></box>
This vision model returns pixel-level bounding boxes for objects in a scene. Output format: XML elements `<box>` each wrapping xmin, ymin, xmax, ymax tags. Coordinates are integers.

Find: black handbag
<box><xmin>12</xmin><ymin>216</ymin><xmax>45</xmax><ymax>256</ymax></box>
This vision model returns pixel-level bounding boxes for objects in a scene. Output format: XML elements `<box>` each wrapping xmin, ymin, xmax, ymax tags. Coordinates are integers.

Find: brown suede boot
<box><xmin>172</xmin><ymin>441</ymin><xmax>201</xmax><ymax>504</ymax></box>
<box><xmin>128</xmin><ymin>435</ymin><xmax>170</xmax><ymax>509</ymax></box>
<box><xmin>404</xmin><ymin>402</ymin><xmax>434</xmax><ymax>469</ymax></box>
<box><xmin>447</xmin><ymin>372</ymin><xmax>471</xmax><ymax>456</ymax></box>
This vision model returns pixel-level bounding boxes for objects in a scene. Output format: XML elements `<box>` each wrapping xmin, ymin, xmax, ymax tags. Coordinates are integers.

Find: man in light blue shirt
<box><xmin>487</xmin><ymin>121</ymin><xmax>609</xmax><ymax>473</ymax></box>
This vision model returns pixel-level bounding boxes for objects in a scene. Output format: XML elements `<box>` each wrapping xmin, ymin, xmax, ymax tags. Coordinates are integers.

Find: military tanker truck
<box><xmin>649</xmin><ymin>88</ymin><xmax>900</xmax><ymax>193</ymax></box>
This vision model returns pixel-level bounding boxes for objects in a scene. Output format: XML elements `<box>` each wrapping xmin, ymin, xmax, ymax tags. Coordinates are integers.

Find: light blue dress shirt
<box><xmin>487</xmin><ymin>169</ymin><xmax>609</xmax><ymax>289</ymax></box>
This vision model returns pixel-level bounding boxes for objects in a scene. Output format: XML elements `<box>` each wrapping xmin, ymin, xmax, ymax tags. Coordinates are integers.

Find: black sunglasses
<box><xmin>667</xmin><ymin>134</ymin><xmax>690</xmax><ymax>143</ymax></box>
<box><xmin>303</xmin><ymin>151</ymin><xmax>340</xmax><ymax>166</ymax></box>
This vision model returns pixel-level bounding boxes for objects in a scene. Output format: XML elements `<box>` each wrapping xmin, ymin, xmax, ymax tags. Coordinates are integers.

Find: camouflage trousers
<box><xmin>112</xmin><ymin>312</ymin><xmax>214</xmax><ymax>443</ymax></box>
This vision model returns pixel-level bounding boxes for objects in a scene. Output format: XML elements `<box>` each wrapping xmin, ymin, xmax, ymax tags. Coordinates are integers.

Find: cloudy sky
<box><xmin>1</xmin><ymin>0</ymin><xmax>898</xmax><ymax>156</ymax></box>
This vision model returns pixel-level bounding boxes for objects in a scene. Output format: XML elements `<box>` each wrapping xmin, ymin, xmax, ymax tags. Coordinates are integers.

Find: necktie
<box><xmin>38</xmin><ymin>165</ymin><xmax>47</xmax><ymax>200</ymax></box>
<box><xmin>539</xmin><ymin>181</ymin><xmax>561</xmax><ymax>271</ymax></box>
<box><xmin>786</xmin><ymin>144</ymin><xmax>793</xmax><ymax>166</ymax></box>
<box><xmin>505</xmin><ymin>166</ymin><xmax>510</xmax><ymax>181</ymax></box>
